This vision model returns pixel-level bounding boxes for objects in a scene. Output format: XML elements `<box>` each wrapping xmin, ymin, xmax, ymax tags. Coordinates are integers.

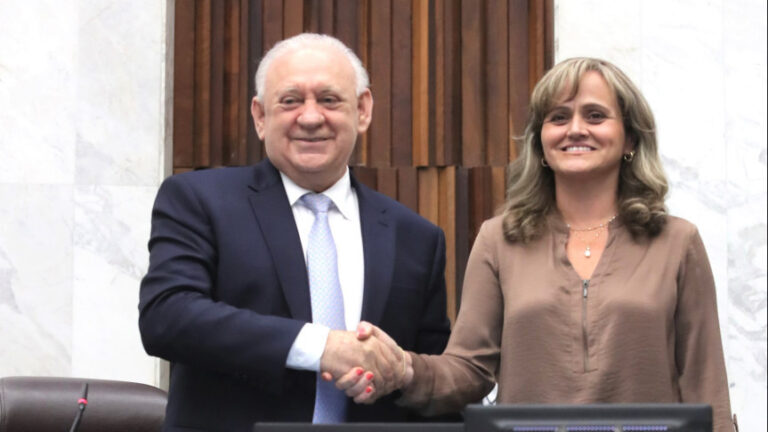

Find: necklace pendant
<box><xmin>584</xmin><ymin>246</ymin><xmax>591</xmax><ymax>258</ymax></box>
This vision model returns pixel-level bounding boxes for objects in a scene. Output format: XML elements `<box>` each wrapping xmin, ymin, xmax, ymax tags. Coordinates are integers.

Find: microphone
<box><xmin>69</xmin><ymin>382</ymin><xmax>89</xmax><ymax>432</ymax></box>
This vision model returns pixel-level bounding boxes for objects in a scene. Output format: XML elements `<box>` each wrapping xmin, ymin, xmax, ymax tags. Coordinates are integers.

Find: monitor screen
<box><xmin>463</xmin><ymin>403</ymin><xmax>712</xmax><ymax>432</ymax></box>
<box><xmin>253</xmin><ymin>423</ymin><xmax>462</xmax><ymax>432</ymax></box>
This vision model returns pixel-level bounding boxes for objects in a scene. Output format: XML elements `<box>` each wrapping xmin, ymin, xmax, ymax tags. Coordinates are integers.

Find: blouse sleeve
<box><xmin>675</xmin><ymin>227</ymin><xmax>734</xmax><ymax>432</ymax></box>
<box><xmin>398</xmin><ymin>220</ymin><xmax>501</xmax><ymax>416</ymax></box>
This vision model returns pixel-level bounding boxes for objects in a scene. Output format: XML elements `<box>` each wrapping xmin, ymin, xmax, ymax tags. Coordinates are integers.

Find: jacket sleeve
<box><xmin>675</xmin><ymin>227</ymin><xmax>733</xmax><ymax>432</ymax></box>
<box><xmin>138</xmin><ymin>174</ymin><xmax>305</xmax><ymax>393</ymax></box>
<box><xmin>400</xmin><ymin>221</ymin><xmax>499</xmax><ymax>415</ymax></box>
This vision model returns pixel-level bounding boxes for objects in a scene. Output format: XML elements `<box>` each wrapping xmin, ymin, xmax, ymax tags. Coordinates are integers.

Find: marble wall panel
<box><xmin>75</xmin><ymin>0</ymin><xmax>166</xmax><ymax>186</ymax></box>
<box><xmin>556</xmin><ymin>1</ymin><xmax>767</xmax><ymax>430</ymax></box>
<box><xmin>0</xmin><ymin>1</ymin><xmax>77</xmax><ymax>185</ymax></box>
<box><xmin>72</xmin><ymin>185</ymin><xmax>157</xmax><ymax>383</ymax></box>
<box><xmin>721</xmin><ymin>0</ymin><xmax>768</xmax><ymax>426</ymax></box>
<box><xmin>0</xmin><ymin>0</ymin><xmax>167</xmax><ymax>388</ymax></box>
<box><xmin>0</xmin><ymin>185</ymin><xmax>72</xmax><ymax>376</ymax></box>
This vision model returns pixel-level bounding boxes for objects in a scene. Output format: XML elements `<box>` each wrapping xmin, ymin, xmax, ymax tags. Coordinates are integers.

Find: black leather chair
<box><xmin>0</xmin><ymin>376</ymin><xmax>167</xmax><ymax>432</ymax></box>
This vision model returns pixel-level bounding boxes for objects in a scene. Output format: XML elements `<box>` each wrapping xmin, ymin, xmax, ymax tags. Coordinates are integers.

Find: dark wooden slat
<box><xmin>436</xmin><ymin>0</ymin><xmax>461</xmax><ymax>167</ymax></box>
<box><xmin>283</xmin><ymin>0</ymin><xmax>304</xmax><ymax>38</ymax></box>
<box><xmin>485</xmin><ymin>0</ymin><xmax>508</xmax><ymax>166</ymax></box>
<box><xmin>263</xmin><ymin>0</ymin><xmax>284</xmax><ymax>52</ymax></box>
<box><xmin>336</xmin><ymin>0</ymin><xmax>363</xmax><ymax>165</ymax></box>
<box><xmin>173</xmin><ymin>0</ymin><xmax>196</xmax><ymax>169</ymax></box>
<box><xmin>307</xmin><ymin>0</ymin><xmax>319</xmax><ymax>33</ymax></box>
<box><xmin>461</xmin><ymin>0</ymin><xmax>484</xmax><ymax>167</ymax></box>
<box><xmin>319</xmin><ymin>0</ymin><xmax>334</xmax><ymax>34</ymax></box>
<box><xmin>396</xmin><ymin>167</ymin><xmax>418</xmax><ymax>213</ymax></box>
<box><xmin>468</xmin><ymin>166</ymin><xmax>493</xmax><ymax>246</ymax></box>
<box><xmin>334</xmin><ymin>0</ymin><xmax>360</xmax><ymax>56</ymax></box>
<box><xmin>527</xmin><ymin>0</ymin><xmax>545</xmax><ymax>92</ymax></box>
<box><xmin>491</xmin><ymin>165</ymin><xmax>507</xmax><ymax>214</ymax></box>
<box><xmin>434</xmin><ymin>0</ymin><xmax>446</xmax><ymax>166</ymax></box>
<box><xmin>508</xmin><ymin>0</ymin><xmax>529</xmax><ymax>162</ymax></box>
<box><xmin>454</xmin><ymin>167</ymin><xmax>469</xmax><ymax>309</ymax></box>
<box><xmin>237</xmin><ymin>0</ymin><xmax>250</xmax><ymax>165</ymax></box>
<box><xmin>412</xmin><ymin>0</ymin><xmax>429</xmax><ymax>167</ymax></box>
<box><xmin>368</xmin><ymin>0</ymin><xmax>392</xmax><ymax>167</ymax></box>
<box><xmin>544</xmin><ymin>0</ymin><xmax>555</xmax><ymax>70</ymax></box>
<box><xmin>439</xmin><ymin>166</ymin><xmax>457</xmax><ymax>324</ymax></box>
<box><xmin>426</xmin><ymin>0</ymin><xmax>436</xmax><ymax>166</ymax></box>
<box><xmin>391</xmin><ymin>0</ymin><xmax>412</xmax><ymax>167</ymax></box>
<box><xmin>223</xmin><ymin>0</ymin><xmax>241</xmax><ymax>166</ymax></box>
<box><xmin>247</xmin><ymin>0</ymin><xmax>263</xmax><ymax>164</ymax></box>
<box><xmin>376</xmin><ymin>167</ymin><xmax>398</xmax><ymax>200</ymax></box>
<box><xmin>194</xmin><ymin>0</ymin><xmax>212</xmax><ymax>167</ymax></box>
<box><xmin>210</xmin><ymin>0</ymin><xmax>225</xmax><ymax>167</ymax></box>
<box><xmin>351</xmin><ymin>166</ymin><xmax>378</xmax><ymax>191</ymax></box>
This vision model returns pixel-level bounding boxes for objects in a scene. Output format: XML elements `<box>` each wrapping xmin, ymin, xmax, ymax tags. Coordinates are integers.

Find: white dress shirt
<box><xmin>282</xmin><ymin>169</ymin><xmax>365</xmax><ymax>371</ymax></box>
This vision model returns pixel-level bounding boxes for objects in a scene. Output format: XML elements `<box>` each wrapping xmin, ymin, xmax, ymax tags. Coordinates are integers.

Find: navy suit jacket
<box><xmin>139</xmin><ymin>159</ymin><xmax>452</xmax><ymax>431</ymax></box>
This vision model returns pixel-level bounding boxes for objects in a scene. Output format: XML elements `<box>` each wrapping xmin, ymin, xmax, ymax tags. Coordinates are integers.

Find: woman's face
<box><xmin>540</xmin><ymin>70</ymin><xmax>633</xmax><ymax>182</ymax></box>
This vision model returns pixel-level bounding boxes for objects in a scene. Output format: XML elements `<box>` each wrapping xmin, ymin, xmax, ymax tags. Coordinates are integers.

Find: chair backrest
<box><xmin>0</xmin><ymin>376</ymin><xmax>167</xmax><ymax>432</ymax></box>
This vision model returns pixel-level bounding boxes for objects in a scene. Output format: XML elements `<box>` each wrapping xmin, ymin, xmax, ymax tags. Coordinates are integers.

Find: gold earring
<box><xmin>623</xmin><ymin>151</ymin><xmax>635</xmax><ymax>162</ymax></box>
<box><xmin>541</xmin><ymin>158</ymin><xmax>549</xmax><ymax>168</ymax></box>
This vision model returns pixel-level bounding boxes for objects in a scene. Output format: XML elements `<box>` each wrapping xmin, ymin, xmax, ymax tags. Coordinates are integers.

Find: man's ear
<box><xmin>251</xmin><ymin>96</ymin><xmax>266</xmax><ymax>140</ymax></box>
<box><xmin>356</xmin><ymin>89</ymin><xmax>373</xmax><ymax>134</ymax></box>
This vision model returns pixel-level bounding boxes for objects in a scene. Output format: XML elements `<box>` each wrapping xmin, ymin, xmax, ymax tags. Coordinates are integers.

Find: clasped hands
<box><xmin>319</xmin><ymin>321</ymin><xmax>413</xmax><ymax>404</ymax></box>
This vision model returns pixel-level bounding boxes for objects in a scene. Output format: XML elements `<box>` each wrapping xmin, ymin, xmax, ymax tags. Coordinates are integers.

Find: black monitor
<box><xmin>463</xmin><ymin>403</ymin><xmax>712</xmax><ymax>432</ymax></box>
<box><xmin>253</xmin><ymin>423</ymin><xmax>462</xmax><ymax>432</ymax></box>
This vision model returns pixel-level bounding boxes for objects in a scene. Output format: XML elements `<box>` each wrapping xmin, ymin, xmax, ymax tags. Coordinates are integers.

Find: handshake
<box><xmin>319</xmin><ymin>321</ymin><xmax>413</xmax><ymax>404</ymax></box>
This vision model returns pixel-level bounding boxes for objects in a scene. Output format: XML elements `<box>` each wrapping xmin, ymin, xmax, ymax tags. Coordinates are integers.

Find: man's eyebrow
<box><xmin>275</xmin><ymin>86</ymin><xmax>299</xmax><ymax>95</ymax></box>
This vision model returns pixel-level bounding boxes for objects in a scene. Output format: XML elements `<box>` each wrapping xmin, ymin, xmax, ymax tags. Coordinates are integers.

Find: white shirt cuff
<box><xmin>285</xmin><ymin>323</ymin><xmax>330</xmax><ymax>371</ymax></box>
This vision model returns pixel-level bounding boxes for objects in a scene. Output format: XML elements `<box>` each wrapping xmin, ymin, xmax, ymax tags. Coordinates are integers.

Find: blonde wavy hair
<box><xmin>502</xmin><ymin>57</ymin><xmax>668</xmax><ymax>242</ymax></box>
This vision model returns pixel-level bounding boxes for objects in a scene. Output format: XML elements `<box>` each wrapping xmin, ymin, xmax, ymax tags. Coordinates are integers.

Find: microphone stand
<box><xmin>69</xmin><ymin>382</ymin><xmax>89</xmax><ymax>432</ymax></box>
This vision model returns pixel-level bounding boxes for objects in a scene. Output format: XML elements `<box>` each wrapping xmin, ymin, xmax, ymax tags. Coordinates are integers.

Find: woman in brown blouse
<box><xmin>339</xmin><ymin>57</ymin><xmax>733</xmax><ymax>432</ymax></box>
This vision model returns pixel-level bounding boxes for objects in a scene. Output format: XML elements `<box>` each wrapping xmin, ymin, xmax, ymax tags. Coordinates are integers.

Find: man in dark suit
<box><xmin>138</xmin><ymin>33</ymin><xmax>452</xmax><ymax>431</ymax></box>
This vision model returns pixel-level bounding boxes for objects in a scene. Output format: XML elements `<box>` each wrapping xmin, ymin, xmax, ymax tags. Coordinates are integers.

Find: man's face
<box><xmin>251</xmin><ymin>45</ymin><xmax>373</xmax><ymax>191</ymax></box>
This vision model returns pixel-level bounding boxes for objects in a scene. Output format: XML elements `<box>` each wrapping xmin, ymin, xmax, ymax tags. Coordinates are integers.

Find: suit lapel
<box><xmin>247</xmin><ymin>160</ymin><xmax>312</xmax><ymax>322</ymax></box>
<box><xmin>354</xmin><ymin>179</ymin><xmax>395</xmax><ymax>325</ymax></box>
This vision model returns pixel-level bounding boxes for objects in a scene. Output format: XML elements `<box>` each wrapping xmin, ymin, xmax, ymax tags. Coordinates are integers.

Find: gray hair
<box><xmin>254</xmin><ymin>33</ymin><xmax>369</xmax><ymax>102</ymax></box>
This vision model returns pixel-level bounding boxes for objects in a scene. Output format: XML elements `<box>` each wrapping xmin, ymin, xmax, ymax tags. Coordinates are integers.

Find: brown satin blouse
<box><xmin>401</xmin><ymin>214</ymin><xmax>733</xmax><ymax>432</ymax></box>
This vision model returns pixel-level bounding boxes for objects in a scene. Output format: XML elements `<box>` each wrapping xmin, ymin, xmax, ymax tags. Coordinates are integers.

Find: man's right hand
<box><xmin>319</xmin><ymin>328</ymin><xmax>402</xmax><ymax>396</ymax></box>
<box><xmin>322</xmin><ymin>322</ymin><xmax>414</xmax><ymax>404</ymax></box>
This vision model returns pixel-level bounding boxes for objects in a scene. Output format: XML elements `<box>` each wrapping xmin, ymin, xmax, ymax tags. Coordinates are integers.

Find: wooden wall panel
<box><xmin>438</xmin><ymin>166</ymin><xmax>457</xmax><ymax>325</ymax></box>
<box><xmin>508</xmin><ymin>0</ymin><xmax>529</xmax><ymax>159</ymax></box>
<box><xmin>172</xmin><ymin>0</ymin><xmax>554</xmax><ymax>321</ymax></box>
<box><xmin>411</xmin><ymin>0</ymin><xmax>429</xmax><ymax>167</ymax></box>
<box><xmin>434</xmin><ymin>0</ymin><xmax>461</xmax><ymax>167</ymax></box>
<box><xmin>246</xmin><ymin>0</ymin><xmax>263</xmax><ymax>165</ymax></box>
<box><xmin>485</xmin><ymin>0</ymin><xmax>509</xmax><ymax>166</ymax></box>
<box><xmin>368</xmin><ymin>0</ymin><xmax>392</xmax><ymax>167</ymax></box>
<box><xmin>283</xmin><ymin>0</ymin><xmax>304</xmax><ymax>38</ymax></box>
<box><xmin>223</xmin><ymin>0</ymin><xmax>240</xmax><ymax>166</ymax></box>
<box><xmin>209</xmin><ymin>0</ymin><xmax>225</xmax><ymax>167</ymax></box>
<box><xmin>391</xmin><ymin>0</ymin><xmax>413</xmax><ymax>167</ymax></box>
<box><xmin>460</xmin><ymin>0</ymin><xmax>485</xmax><ymax>167</ymax></box>
<box><xmin>396</xmin><ymin>166</ymin><xmax>418</xmax><ymax>213</ymax></box>
<box><xmin>262</xmin><ymin>0</ymin><xmax>283</xmax><ymax>51</ymax></box>
<box><xmin>376</xmin><ymin>167</ymin><xmax>398</xmax><ymax>201</ymax></box>
<box><xmin>172</xmin><ymin>0</ymin><xmax>195</xmax><ymax>170</ymax></box>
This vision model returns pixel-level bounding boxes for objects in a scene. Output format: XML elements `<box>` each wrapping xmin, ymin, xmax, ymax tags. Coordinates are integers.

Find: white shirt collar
<box><xmin>280</xmin><ymin>169</ymin><xmax>356</xmax><ymax>220</ymax></box>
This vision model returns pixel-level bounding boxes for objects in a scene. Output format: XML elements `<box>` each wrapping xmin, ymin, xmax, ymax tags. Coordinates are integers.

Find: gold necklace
<box><xmin>567</xmin><ymin>215</ymin><xmax>616</xmax><ymax>258</ymax></box>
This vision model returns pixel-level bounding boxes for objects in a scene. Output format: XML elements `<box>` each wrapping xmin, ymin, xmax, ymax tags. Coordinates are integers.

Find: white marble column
<box><xmin>556</xmin><ymin>1</ymin><xmax>767</xmax><ymax>431</ymax></box>
<box><xmin>0</xmin><ymin>0</ymin><xmax>170</xmax><ymax>385</ymax></box>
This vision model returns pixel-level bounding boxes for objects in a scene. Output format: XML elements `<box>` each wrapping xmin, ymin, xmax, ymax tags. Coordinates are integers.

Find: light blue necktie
<box><xmin>301</xmin><ymin>193</ymin><xmax>347</xmax><ymax>423</ymax></box>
